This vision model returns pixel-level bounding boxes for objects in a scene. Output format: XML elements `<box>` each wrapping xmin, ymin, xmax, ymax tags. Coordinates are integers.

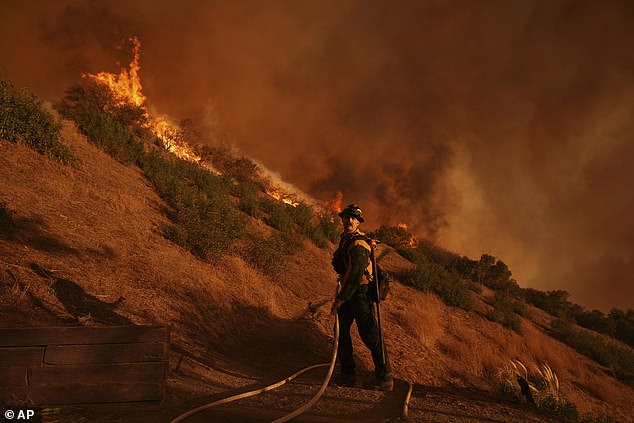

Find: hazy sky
<box><xmin>1</xmin><ymin>0</ymin><xmax>632</xmax><ymax>311</ymax></box>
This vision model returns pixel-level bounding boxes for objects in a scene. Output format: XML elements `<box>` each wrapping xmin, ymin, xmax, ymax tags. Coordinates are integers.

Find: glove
<box><xmin>331</xmin><ymin>299</ymin><xmax>344</xmax><ymax>315</ymax></box>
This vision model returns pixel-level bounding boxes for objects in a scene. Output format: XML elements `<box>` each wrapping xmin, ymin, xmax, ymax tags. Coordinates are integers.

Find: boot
<box><xmin>373</xmin><ymin>376</ymin><xmax>394</xmax><ymax>392</ymax></box>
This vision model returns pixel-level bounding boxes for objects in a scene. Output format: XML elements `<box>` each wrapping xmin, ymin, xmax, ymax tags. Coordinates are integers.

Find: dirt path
<box><xmin>49</xmin><ymin>367</ymin><xmax>564</xmax><ymax>423</ymax></box>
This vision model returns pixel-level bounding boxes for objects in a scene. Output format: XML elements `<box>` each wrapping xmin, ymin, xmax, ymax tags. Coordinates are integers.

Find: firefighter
<box><xmin>330</xmin><ymin>204</ymin><xmax>393</xmax><ymax>391</ymax></box>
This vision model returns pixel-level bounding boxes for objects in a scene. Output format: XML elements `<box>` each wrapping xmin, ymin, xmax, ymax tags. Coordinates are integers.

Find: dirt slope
<box><xmin>1</xmin><ymin>116</ymin><xmax>633</xmax><ymax>422</ymax></box>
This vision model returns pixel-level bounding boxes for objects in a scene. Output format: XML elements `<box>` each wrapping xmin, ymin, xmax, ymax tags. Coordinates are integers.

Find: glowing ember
<box><xmin>397</xmin><ymin>222</ymin><xmax>409</xmax><ymax>230</ymax></box>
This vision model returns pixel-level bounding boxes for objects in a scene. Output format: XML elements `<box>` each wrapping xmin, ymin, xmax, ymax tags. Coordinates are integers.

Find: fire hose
<box><xmin>170</xmin><ymin>315</ymin><xmax>339</xmax><ymax>423</ymax></box>
<box><xmin>171</xmin><ymin>270</ymin><xmax>413</xmax><ymax>422</ymax></box>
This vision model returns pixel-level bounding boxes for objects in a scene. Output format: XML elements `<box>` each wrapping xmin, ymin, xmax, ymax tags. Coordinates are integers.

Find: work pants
<box><xmin>337</xmin><ymin>285</ymin><xmax>390</xmax><ymax>380</ymax></box>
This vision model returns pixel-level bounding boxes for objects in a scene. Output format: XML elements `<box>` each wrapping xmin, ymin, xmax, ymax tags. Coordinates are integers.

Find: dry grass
<box><xmin>1</xmin><ymin>115</ymin><xmax>633</xmax><ymax>422</ymax></box>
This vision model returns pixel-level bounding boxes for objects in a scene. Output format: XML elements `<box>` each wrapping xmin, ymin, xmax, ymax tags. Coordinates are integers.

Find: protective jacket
<box><xmin>332</xmin><ymin>229</ymin><xmax>391</xmax><ymax>380</ymax></box>
<box><xmin>333</xmin><ymin>230</ymin><xmax>372</xmax><ymax>302</ymax></box>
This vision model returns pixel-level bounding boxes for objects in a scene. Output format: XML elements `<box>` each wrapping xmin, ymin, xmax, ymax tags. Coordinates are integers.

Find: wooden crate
<box><xmin>0</xmin><ymin>325</ymin><xmax>170</xmax><ymax>405</ymax></box>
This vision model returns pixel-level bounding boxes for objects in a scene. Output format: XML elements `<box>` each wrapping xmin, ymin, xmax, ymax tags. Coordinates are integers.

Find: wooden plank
<box><xmin>0</xmin><ymin>367</ymin><xmax>27</xmax><ymax>386</ymax></box>
<box><xmin>1</xmin><ymin>383</ymin><xmax>162</xmax><ymax>405</ymax></box>
<box><xmin>0</xmin><ymin>347</ymin><xmax>44</xmax><ymax>365</ymax></box>
<box><xmin>30</xmin><ymin>362</ymin><xmax>168</xmax><ymax>385</ymax></box>
<box><xmin>43</xmin><ymin>343</ymin><xmax>166</xmax><ymax>365</ymax></box>
<box><xmin>0</xmin><ymin>326</ymin><xmax>169</xmax><ymax>347</ymax></box>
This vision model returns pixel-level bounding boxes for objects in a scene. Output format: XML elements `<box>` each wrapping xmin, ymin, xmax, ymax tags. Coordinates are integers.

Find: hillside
<box><xmin>1</xmin><ymin>104</ymin><xmax>634</xmax><ymax>422</ymax></box>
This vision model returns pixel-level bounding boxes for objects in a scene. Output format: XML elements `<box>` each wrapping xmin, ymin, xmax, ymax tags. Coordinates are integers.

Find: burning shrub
<box><xmin>369</xmin><ymin>225</ymin><xmax>416</xmax><ymax>249</ymax></box>
<box><xmin>0</xmin><ymin>73</ymin><xmax>78</xmax><ymax>165</ymax></box>
<box><xmin>57</xmin><ymin>79</ymin><xmax>148</xmax><ymax>129</ymax></box>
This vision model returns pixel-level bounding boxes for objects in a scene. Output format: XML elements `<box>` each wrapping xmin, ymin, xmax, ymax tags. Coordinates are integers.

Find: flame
<box><xmin>85</xmin><ymin>36</ymin><xmax>308</xmax><ymax>208</ymax></box>
<box><xmin>266</xmin><ymin>189</ymin><xmax>300</xmax><ymax>207</ymax></box>
<box><xmin>89</xmin><ymin>37</ymin><xmax>145</xmax><ymax>108</ymax></box>
<box><xmin>326</xmin><ymin>191</ymin><xmax>343</xmax><ymax>214</ymax></box>
<box><xmin>396</xmin><ymin>222</ymin><xmax>418</xmax><ymax>247</ymax></box>
<box><xmin>84</xmin><ymin>37</ymin><xmax>207</xmax><ymax>168</ymax></box>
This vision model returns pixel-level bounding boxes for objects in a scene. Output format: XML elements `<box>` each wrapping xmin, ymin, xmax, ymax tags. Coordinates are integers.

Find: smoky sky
<box><xmin>1</xmin><ymin>0</ymin><xmax>633</xmax><ymax>311</ymax></box>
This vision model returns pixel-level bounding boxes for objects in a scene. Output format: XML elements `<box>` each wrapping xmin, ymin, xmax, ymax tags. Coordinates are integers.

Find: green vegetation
<box><xmin>142</xmin><ymin>152</ymin><xmax>246</xmax><ymax>260</ymax></box>
<box><xmin>486</xmin><ymin>291</ymin><xmax>526</xmax><ymax>332</ymax></box>
<box><xmin>496</xmin><ymin>360</ymin><xmax>579</xmax><ymax>421</ymax></box>
<box><xmin>57</xmin><ymin>81</ymin><xmax>246</xmax><ymax>260</ymax></box>
<box><xmin>551</xmin><ymin>319</ymin><xmax>634</xmax><ymax>387</ymax></box>
<box><xmin>70</xmin><ymin>107</ymin><xmax>145</xmax><ymax>164</ymax></box>
<box><xmin>376</xmin><ymin>225</ymin><xmax>634</xmax><ymax>348</ymax></box>
<box><xmin>524</xmin><ymin>289</ymin><xmax>634</xmax><ymax>348</ymax></box>
<box><xmin>0</xmin><ymin>73</ymin><xmax>78</xmax><ymax>165</ymax></box>
<box><xmin>55</xmin><ymin>77</ymin><xmax>338</xmax><ymax>266</ymax></box>
<box><xmin>398</xmin><ymin>248</ymin><xmax>473</xmax><ymax>311</ymax></box>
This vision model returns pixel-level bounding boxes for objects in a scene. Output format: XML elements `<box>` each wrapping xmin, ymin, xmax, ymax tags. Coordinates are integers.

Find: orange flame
<box><xmin>89</xmin><ymin>37</ymin><xmax>146</xmax><ymax>108</ymax></box>
<box><xmin>84</xmin><ymin>37</ymin><xmax>207</xmax><ymax>168</ymax></box>
<box><xmin>85</xmin><ymin>37</ymin><xmax>307</xmax><ymax>208</ymax></box>
<box><xmin>326</xmin><ymin>191</ymin><xmax>343</xmax><ymax>214</ymax></box>
<box><xmin>266</xmin><ymin>188</ymin><xmax>300</xmax><ymax>207</ymax></box>
<box><xmin>396</xmin><ymin>222</ymin><xmax>417</xmax><ymax>247</ymax></box>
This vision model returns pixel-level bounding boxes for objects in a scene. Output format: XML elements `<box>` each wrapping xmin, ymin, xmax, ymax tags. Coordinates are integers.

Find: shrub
<box><xmin>496</xmin><ymin>360</ymin><xmax>579</xmax><ymax>421</ymax></box>
<box><xmin>240</xmin><ymin>231</ymin><xmax>301</xmax><ymax>279</ymax></box>
<box><xmin>551</xmin><ymin>319</ymin><xmax>634</xmax><ymax>387</ymax></box>
<box><xmin>402</xmin><ymin>261</ymin><xmax>473</xmax><ymax>311</ymax></box>
<box><xmin>0</xmin><ymin>73</ymin><xmax>78</xmax><ymax>165</ymax></box>
<box><xmin>69</xmin><ymin>107</ymin><xmax>145</xmax><ymax>165</ymax></box>
<box><xmin>58</xmin><ymin>81</ymin><xmax>247</xmax><ymax>261</ymax></box>
<box><xmin>233</xmin><ymin>181</ymin><xmax>263</xmax><ymax>218</ymax></box>
<box><xmin>486</xmin><ymin>291</ymin><xmax>528</xmax><ymax>332</ymax></box>
<box><xmin>198</xmin><ymin>146</ymin><xmax>260</xmax><ymax>183</ymax></box>
<box><xmin>369</xmin><ymin>225</ymin><xmax>415</xmax><ymax>249</ymax></box>
<box><xmin>57</xmin><ymin>80</ymin><xmax>147</xmax><ymax>129</ymax></box>
<box><xmin>318</xmin><ymin>215</ymin><xmax>340</xmax><ymax>244</ymax></box>
<box><xmin>260</xmin><ymin>198</ymin><xmax>294</xmax><ymax>232</ymax></box>
<box><xmin>142</xmin><ymin>152</ymin><xmax>246</xmax><ymax>260</ymax></box>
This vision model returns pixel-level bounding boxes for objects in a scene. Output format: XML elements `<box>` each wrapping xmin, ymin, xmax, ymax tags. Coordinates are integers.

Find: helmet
<box><xmin>338</xmin><ymin>204</ymin><xmax>364</xmax><ymax>223</ymax></box>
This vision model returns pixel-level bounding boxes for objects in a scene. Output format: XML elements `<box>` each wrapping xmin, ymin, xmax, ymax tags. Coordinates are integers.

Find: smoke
<box><xmin>1</xmin><ymin>0</ymin><xmax>633</xmax><ymax>311</ymax></box>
